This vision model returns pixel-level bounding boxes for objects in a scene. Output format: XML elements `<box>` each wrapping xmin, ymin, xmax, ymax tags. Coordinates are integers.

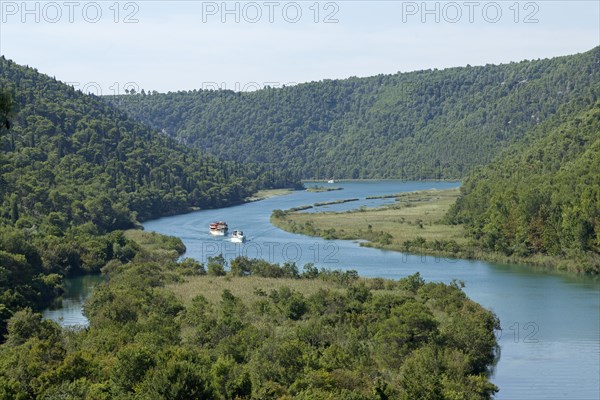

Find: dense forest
<box><xmin>108</xmin><ymin>48</ymin><xmax>599</xmax><ymax>179</ymax></box>
<box><xmin>0</xmin><ymin>57</ymin><xmax>301</xmax><ymax>335</ymax></box>
<box><xmin>0</xmin><ymin>43</ymin><xmax>596</xmax><ymax>397</ymax></box>
<box><xmin>446</xmin><ymin>91</ymin><xmax>600</xmax><ymax>273</ymax></box>
<box><xmin>0</xmin><ymin>233</ymin><xmax>500</xmax><ymax>399</ymax></box>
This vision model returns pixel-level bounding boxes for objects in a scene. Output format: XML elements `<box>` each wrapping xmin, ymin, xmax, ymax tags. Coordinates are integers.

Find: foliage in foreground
<box><xmin>0</xmin><ymin>246</ymin><xmax>500</xmax><ymax>400</ymax></box>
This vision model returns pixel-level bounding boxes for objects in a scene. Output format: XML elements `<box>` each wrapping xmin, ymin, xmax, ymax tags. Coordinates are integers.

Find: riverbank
<box><xmin>42</xmin><ymin>227</ymin><xmax>513</xmax><ymax>399</ymax></box>
<box><xmin>271</xmin><ymin>188</ymin><xmax>596</xmax><ymax>275</ymax></box>
<box><xmin>302</xmin><ymin>178</ymin><xmax>462</xmax><ymax>183</ymax></box>
<box><xmin>305</xmin><ymin>186</ymin><xmax>343</xmax><ymax>193</ymax></box>
<box><xmin>138</xmin><ymin>180</ymin><xmax>600</xmax><ymax>399</ymax></box>
<box><xmin>245</xmin><ymin>188</ymin><xmax>295</xmax><ymax>202</ymax></box>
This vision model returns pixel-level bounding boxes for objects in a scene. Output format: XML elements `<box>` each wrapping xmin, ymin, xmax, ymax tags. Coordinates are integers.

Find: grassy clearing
<box><xmin>271</xmin><ymin>188</ymin><xmax>593</xmax><ymax>274</ymax></box>
<box><xmin>272</xmin><ymin>188</ymin><xmax>467</xmax><ymax>252</ymax></box>
<box><xmin>167</xmin><ymin>274</ymin><xmax>419</xmax><ymax>310</ymax></box>
<box><xmin>167</xmin><ymin>275</ymin><xmax>345</xmax><ymax>306</ymax></box>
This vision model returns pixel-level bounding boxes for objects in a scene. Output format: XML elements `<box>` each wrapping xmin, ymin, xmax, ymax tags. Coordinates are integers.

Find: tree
<box><xmin>5</xmin><ymin>308</ymin><xmax>60</xmax><ymax>346</ymax></box>
<box><xmin>111</xmin><ymin>345</ymin><xmax>156</xmax><ymax>394</ymax></box>
<box><xmin>0</xmin><ymin>90</ymin><xmax>12</xmax><ymax>131</ymax></box>
<box><xmin>375</xmin><ymin>300</ymin><xmax>439</xmax><ymax>368</ymax></box>
<box><xmin>208</xmin><ymin>254</ymin><xmax>227</xmax><ymax>276</ymax></box>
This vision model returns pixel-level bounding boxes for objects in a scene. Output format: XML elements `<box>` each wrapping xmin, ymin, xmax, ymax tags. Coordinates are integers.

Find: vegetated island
<box><xmin>245</xmin><ymin>188</ymin><xmax>296</xmax><ymax>202</ymax></box>
<box><xmin>0</xmin><ymin>229</ymin><xmax>500</xmax><ymax>399</ymax></box>
<box><xmin>314</xmin><ymin>198</ymin><xmax>360</xmax><ymax>207</ymax></box>
<box><xmin>306</xmin><ymin>185</ymin><xmax>343</xmax><ymax>193</ymax></box>
<box><xmin>271</xmin><ymin>188</ymin><xmax>597</xmax><ymax>275</ymax></box>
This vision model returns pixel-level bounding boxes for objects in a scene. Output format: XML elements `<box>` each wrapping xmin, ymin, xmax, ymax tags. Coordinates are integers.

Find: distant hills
<box><xmin>0</xmin><ymin>56</ymin><xmax>299</xmax><ymax>330</ymax></box>
<box><xmin>0</xmin><ymin>56</ymin><xmax>299</xmax><ymax>227</ymax></box>
<box><xmin>108</xmin><ymin>47</ymin><xmax>599</xmax><ymax>180</ymax></box>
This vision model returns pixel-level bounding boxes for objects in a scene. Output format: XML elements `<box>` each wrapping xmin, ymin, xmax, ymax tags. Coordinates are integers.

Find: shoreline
<box><xmin>271</xmin><ymin>189</ymin><xmax>598</xmax><ymax>277</ymax></box>
<box><xmin>302</xmin><ymin>178</ymin><xmax>462</xmax><ymax>183</ymax></box>
<box><xmin>353</xmin><ymin>241</ymin><xmax>598</xmax><ymax>279</ymax></box>
<box><xmin>272</xmin><ymin>216</ymin><xmax>597</xmax><ymax>277</ymax></box>
<box><xmin>137</xmin><ymin>187</ymin><xmax>298</xmax><ymax>225</ymax></box>
<box><xmin>244</xmin><ymin>188</ymin><xmax>296</xmax><ymax>202</ymax></box>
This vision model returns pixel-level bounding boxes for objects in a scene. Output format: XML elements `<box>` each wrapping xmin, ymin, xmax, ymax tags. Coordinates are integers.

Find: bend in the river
<box><xmin>49</xmin><ymin>181</ymin><xmax>600</xmax><ymax>400</ymax></box>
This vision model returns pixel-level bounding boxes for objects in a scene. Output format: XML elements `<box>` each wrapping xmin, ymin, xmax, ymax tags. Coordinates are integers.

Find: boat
<box><xmin>209</xmin><ymin>221</ymin><xmax>228</xmax><ymax>236</ymax></box>
<box><xmin>231</xmin><ymin>230</ymin><xmax>245</xmax><ymax>243</ymax></box>
<box><xmin>327</xmin><ymin>179</ymin><xmax>335</xmax><ymax>183</ymax></box>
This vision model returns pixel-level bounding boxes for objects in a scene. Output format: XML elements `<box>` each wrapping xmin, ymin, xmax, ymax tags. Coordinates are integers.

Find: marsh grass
<box><xmin>167</xmin><ymin>275</ymin><xmax>409</xmax><ymax>307</ymax></box>
<box><xmin>168</xmin><ymin>276</ymin><xmax>342</xmax><ymax>306</ymax></box>
<box><xmin>272</xmin><ymin>188</ymin><xmax>466</xmax><ymax>248</ymax></box>
<box><xmin>306</xmin><ymin>186</ymin><xmax>343</xmax><ymax>193</ymax></box>
<box><xmin>271</xmin><ymin>188</ymin><xmax>591</xmax><ymax>274</ymax></box>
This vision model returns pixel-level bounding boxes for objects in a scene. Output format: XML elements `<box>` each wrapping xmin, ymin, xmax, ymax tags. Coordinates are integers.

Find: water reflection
<box><xmin>42</xmin><ymin>274</ymin><xmax>105</xmax><ymax>327</ymax></box>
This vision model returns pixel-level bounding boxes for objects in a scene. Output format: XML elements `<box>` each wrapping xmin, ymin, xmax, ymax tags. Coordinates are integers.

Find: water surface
<box><xmin>42</xmin><ymin>274</ymin><xmax>105</xmax><ymax>327</ymax></box>
<box><xmin>52</xmin><ymin>181</ymin><xmax>600</xmax><ymax>399</ymax></box>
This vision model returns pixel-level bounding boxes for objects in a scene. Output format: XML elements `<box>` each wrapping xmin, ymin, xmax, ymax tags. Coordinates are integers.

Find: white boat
<box><xmin>209</xmin><ymin>221</ymin><xmax>228</xmax><ymax>236</ymax></box>
<box><xmin>327</xmin><ymin>179</ymin><xmax>335</xmax><ymax>183</ymax></box>
<box><xmin>231</xmin><ymin>230</ymin><xmax>245</xmax><ymax>243</ymax></box>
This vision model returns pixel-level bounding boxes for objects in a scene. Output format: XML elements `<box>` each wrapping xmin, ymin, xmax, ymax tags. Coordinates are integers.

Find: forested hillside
<box><xmin>108</xmin><ymin>47</ymin><xmax>599</xmax><ymax>179</ymax></box>
<box><xmin>446</xmin><ymin>91</ymin><xmax>600</xmax><ymax>273</ymax></box>
<box><xmin>0</xmin><ymin>57</ymin><xmax>300</xmax><ymax>334</ymax></box>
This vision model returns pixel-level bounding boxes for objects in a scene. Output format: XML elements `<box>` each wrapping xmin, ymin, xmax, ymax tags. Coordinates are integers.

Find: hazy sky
<box><xmin>1</xmin><ymin>1</ymin><xmax>598</xmax><ymax>94</ymax></box>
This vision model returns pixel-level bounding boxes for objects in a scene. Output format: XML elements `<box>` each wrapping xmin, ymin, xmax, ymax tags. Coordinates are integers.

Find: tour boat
<box><xmin>209</xmin><ymin>221</ymin><xmax>228</xmax><ymax>236</ymax></box>
<box><xmin>231</xmin><ymin>230</ymin><xmax>245</xmax><ymax>243</ymax></box>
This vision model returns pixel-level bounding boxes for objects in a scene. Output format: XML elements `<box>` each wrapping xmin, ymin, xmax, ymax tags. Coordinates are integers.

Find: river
<box><xmin>42</xmin><ymin>274</ymin><xmax>105</xmax><ymax>327</ymax></box>
<box><xmin>47</xmin><ymin>181</ymin><xmax>600</xmax><ymax>399</ymax></box>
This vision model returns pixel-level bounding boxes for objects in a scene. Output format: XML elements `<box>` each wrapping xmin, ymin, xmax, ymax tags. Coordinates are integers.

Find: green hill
<box><xmin>446</xmin><ymin>92</ymin><xmax>600</xmax><ymax>273</ymax></box>
<box><xmin>107</xmin><ymin>47</ymin><xmax>599</xmax><ymax>179</ymax></box>
<box><xmin>0</xmin><ymin>57</ymin><xmax>300</xmax><ymax>334</ymax></box>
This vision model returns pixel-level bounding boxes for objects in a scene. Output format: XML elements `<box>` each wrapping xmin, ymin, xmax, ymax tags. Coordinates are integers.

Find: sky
<box><xmin>0</xmin><ymin>1</ymin><xmax>598</xmax><ymax>94</ymax></box>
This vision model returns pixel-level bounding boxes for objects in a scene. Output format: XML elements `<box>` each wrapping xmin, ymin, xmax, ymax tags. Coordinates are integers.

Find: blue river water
<box><xmin>48</xmin><ymin>181</ymin><xmax>600</xmax><ymax>399</ymax></box>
